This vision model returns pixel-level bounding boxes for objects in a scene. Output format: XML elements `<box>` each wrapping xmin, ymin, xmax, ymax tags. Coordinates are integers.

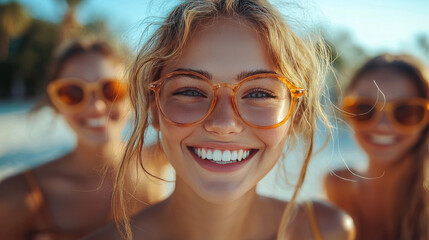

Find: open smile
<box><xmin>188</xmin><ymin>146</ymin><xmax>258</xmax><ymax>172</ymax></box>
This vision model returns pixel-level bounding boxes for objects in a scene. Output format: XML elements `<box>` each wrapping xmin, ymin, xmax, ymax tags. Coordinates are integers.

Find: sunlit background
<box><xmin>1</xmin><ymin>0</ymin><xmax>428</xmax><ymax>199</ymax></box>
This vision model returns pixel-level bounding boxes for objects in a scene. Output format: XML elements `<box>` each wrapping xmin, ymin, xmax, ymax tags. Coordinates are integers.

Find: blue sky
<box><xmin>3</xmin><ymin>0</ymin><xmax>429</xmax><ymax>58</ymax></box>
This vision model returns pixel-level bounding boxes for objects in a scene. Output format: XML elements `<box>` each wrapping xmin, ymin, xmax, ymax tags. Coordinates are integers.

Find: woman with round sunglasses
<box><xmin>87</xmin><ymin>1</ymin><xmax>355</xmax><ymax>240</ymax></box>
<box><xmin>325</xmin><ymin>54</ymin><xmax>429</xmax><ymax>240</ymax></box>
<box><xmin>0</xmin><ymin>39</ymin><xmax>169</xmax><ymax>239</ymax></box>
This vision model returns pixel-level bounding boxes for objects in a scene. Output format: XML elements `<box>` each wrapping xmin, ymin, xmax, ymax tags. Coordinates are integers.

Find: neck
<box><xmin>363</xmin><ymin>152</ymin><xmax>417</xmax><ymax>235</ymax></box>
<box><xmin>163</xmin><ymin>177</ymin><xmax>261</xmax><ymax>240</ymax></box>
<box><xmin>367</xmin><ymin>153</ymin><xmax>414</xmax><ymax>182</ymax></box>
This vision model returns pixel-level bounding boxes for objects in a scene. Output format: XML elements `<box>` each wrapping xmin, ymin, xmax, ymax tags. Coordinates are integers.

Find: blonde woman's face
<box><xmin>153</xmin><ymin>18</ymin><xmax>291</xmax><ymax>202</ymax></box>
<box><xmin>348</xmin><ymin>68</ymin><xmax>423</xmax><ymax>164</ymax></box>
<box><xmin>56</xmin><ymin>53</ymin><xmax>129</xmax><ymax>147</ymax></box>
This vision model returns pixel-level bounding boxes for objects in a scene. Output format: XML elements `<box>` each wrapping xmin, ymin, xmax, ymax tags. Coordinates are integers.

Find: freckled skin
<box><xmin>87</xmin><ymin>18</ymin><xmax>355</xmax><ymax>240</ymax></box>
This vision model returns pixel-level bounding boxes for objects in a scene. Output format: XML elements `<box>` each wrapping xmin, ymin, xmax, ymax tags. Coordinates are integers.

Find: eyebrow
<box><xmin>172</xmin><ymin>68</ymin><xmax>277</xmax><ymax>81</ymax></box>
<box><xmin>174</xmin><ymin>68</ymin><xmax>212</xmax><ymax>79</ymax></box>
<box><xmin>236</xmin><ymin>70</ymin><xmax>277</xmax><ymax>80</ymax></box>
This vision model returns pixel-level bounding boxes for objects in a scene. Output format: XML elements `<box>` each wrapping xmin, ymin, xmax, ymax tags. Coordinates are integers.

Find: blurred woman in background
<box><xmin>325</xmin><ymin>54</ymin><xmax>429</xmax><ymax>240</ymax></box>
<box><xmin>0</xmin><ymin>38</ymin><xmax>169</xmax><ymax>239</ymax></box>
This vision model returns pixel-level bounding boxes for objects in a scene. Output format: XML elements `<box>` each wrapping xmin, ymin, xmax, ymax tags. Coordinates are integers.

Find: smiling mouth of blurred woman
<box><xmin>188</xmin><ymin>147</ymin><xmax>258</xmax><ymax>164</ymax></box>
<box><xmin>366</xmin><ymin>133</ymin><xmax>399</xmax><ymax>146</ymax></box>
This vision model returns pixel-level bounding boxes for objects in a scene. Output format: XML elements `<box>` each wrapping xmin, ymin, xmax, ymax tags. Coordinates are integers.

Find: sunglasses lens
<box><xmin>102</xmin><ymin>81</ymin><xmax>127</xmax><ymax>102</ymax></box>
<box><xmin>57</xmin><ymin>85</ymin><xmax>84</xmax><ymax>105</ymax></box>
<box><xmin>394</xmin><ymin>104</ymin><xmax>425</xmax><ymax>126</ymax></box>
<box><xmin>349</xmin><ymin>103</ymin><xmax>375</xmax><ymax>122</ymax></box>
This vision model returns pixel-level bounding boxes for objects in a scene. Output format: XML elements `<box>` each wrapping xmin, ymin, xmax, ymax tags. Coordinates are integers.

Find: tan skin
<box><xmin>325</xmin><ymin>68</ymin><xmax>424</xmax><ymax>240</ymax></box>
<box><xmin>87</xmin><ymin>19</ymin><xmax>354</xmax><ymax>240</ymax></box>
<box><xmin>0</xmin><ymin>52</ymin><xmax>169</xmax><ymax>239</ymax></box>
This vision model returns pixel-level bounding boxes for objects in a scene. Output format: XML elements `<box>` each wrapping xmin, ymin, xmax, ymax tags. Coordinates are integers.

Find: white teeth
<box><xmin>222</xmin><ymin>150</ymin><xmax>231</xmax><ymax>162</ymax></box>
<box><xmin>86</xmin><ymin>118</ymin><xmax>106</xmax><ymax>127</ymax></box>
<box><xmin>371</xmin><ymin>134</ymin><xmax>396</xmax><ymax>145</ymax></box>
<box><xmin>231</xmin><ymin>151</ymin><xmax>237</xmax><ymax>161</ymax></box>
<box><xmin>207</xmin><ymin>150</ymin><xmax>213</xmax><ymax>159</ymax></box>
<box><xmin>193</xmin><ymin>147</ymin><xmax>252</xmax><ymax>164</ymax></box>
<box><xmin>238</xmin><ymin>150</ymin><xmax>243</xmax><ymax>161</ymax></box>
<box><xmin>202</xmin><ymin>149</ymin><xmax>207</xmax><ymax>159</ymax></box>
<box><xmin>213</xmin><ymin>150</ymin><xmax>222</xmax><ymax>161</ymax></box>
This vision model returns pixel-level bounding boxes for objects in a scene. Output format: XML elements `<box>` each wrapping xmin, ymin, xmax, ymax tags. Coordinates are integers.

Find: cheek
<box><xmin>61</xmin><ymin>111</ymin><xmax>80</xmax><ymax>126</ymax></box>
<box><xmin>109</xmin><ymin>103</ymin><xmax>129</xmax><ymax>122</ymax></box>
<box><xmin>401</xmin><ymin>132</ymin><xmax>422</xmax><ymax>149</ymax></box>
<box><xmin>158</xmin><ymin>119</ymin><xmax>192</xmax><ymax>162</ymax></box>
<box><xmin>256</xmin><ymin>124</ymin><xmax>290</xmax><ymax>155</ymax></box>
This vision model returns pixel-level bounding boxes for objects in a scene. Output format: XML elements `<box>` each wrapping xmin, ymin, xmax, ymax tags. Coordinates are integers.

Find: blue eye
<box><xmin>243</xmin><ymin>89</ymin><xmax>275</xmax><ymax>99</ymax></box>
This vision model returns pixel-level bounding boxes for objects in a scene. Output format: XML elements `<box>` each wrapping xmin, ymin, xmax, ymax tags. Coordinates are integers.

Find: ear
<box><xmin>150</xmin><ymin>100</ymin><xmax>160</xmax><ymax>131</ymax></box>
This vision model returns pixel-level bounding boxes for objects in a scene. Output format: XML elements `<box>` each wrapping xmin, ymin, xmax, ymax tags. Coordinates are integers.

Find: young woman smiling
<box><xmin>0</xmin><ymin>39</ymin><xmax>169</xmax><ymax>239</ymax></box>
<box><xmin>88</xmin><ymin>1</ymin><xmax>355</xmax><ymax>239</ymax></box>
<box><xmin>325</xmin><ymin>54</ymin><xmax>429</xmax><ymax>240</ymax></box>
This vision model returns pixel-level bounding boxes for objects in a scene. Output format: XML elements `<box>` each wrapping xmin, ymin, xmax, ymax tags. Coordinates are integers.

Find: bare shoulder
<box><xmin>324</xmin><ymin>168</ymin><xmax>358</xmax><ymax>205</ymax></box>
<box><xmin>84</xmin><ymin>200</ymin><xmax>168</xmax><ymax>240</ymax></box>
<box><xmin>82</xmin><ymin>221</ymin><xmax>121</xmax><ymax>240</ymax></box>
<box><xmin>324</xmin><ymin>168</ymin><xmax>358</xmax><ymax>188</ymax></box>
<box><xmin>286</xmin><ymin>200</ymin><xmax>355</xmax><ymax>240</ymax></box>
<box><xmin>0</xmin><ymin>173</ymin><xmax>37</xmax><ymax>238</ymax></box>
<box><xmin>310</xmin><ymin>200</ymin><xmax>355</xmax><ymax>240</ymax></box>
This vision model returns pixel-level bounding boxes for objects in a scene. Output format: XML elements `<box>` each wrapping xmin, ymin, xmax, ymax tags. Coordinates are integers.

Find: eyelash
<box><xmin>172</xmin><ymin>88</ymin><xmax>207</xmax><ymax>98</ymax></box>
<box><xmin>242</xmin><ymin>88</ymin><xmax>276</xmax><ymax>99</ymax></box>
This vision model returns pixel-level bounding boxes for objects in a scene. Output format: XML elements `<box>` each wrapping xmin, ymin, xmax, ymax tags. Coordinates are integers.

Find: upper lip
<box><xmin>187</xmin><ymin>142</ymin><xmax>256</xmax><ymax>151</ymax></box>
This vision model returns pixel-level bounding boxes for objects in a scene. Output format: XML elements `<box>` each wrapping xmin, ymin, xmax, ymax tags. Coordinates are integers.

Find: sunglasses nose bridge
<box><xmin>85</xmin><ymin>86</ymin><xmax>109</xmax><ymax>111</ymax></box>
<box><xmin>372</xmin><ymin>106</ymin><xmax>394</xmax><ymax>128</ymax></box>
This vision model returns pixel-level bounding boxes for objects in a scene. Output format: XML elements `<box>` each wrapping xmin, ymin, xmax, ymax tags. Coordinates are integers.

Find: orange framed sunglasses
<box><xmin>47</xmin><ymin>78</ymin><xmax>128</xmax><ymax>112</ymax></box>
<box><xmin>149</xmin><ymin>70</ymin><xmax>305</xmax><ymax>129</ymax></box>
<box><xmin>341</xmin><ymin>96</ymin><xmax>429</xmax><ymax>132</ymax></box>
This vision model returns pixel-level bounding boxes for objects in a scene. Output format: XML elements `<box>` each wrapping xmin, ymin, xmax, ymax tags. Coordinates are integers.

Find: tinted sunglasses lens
<box><xmin>348</xmin><ymin>103</ymin><xmax>375</xmax><ymax>122</ymax></box>
<box><xmin>57</xmin><ymin>84</ymin><xmax>84</xmax><ymax>105</ymax></box>
<box><xmin>394</xmin><ymin>104</ymin><xmax>425</xmax><ymax>126</ymax></box>
<box><xmin>102</xmin><ymin>81</ymin><xmax>127</xmax><ymax>102</ymax></box>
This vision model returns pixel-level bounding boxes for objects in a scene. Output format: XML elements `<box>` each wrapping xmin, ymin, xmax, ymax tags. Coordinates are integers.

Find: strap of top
<box><xmin>305</xmin><ymin>201</ymin><xmax>323</xmax><ymax>240</ymax></box>
<box><xmin>23</xmin><ymin>170</ymin><xmax>57</xmax><ymax>240</ymax></box>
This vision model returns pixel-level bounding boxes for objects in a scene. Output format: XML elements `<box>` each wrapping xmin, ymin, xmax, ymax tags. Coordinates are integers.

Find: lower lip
<box><xmin>85</xmin><ymin>125</ymin><xmax>107</xmax><ymax>132</ymax></box>
<box><xmin>189</xmin><ymin>148</ymin><xmax>255</xmax><ymax>173</ymax></box>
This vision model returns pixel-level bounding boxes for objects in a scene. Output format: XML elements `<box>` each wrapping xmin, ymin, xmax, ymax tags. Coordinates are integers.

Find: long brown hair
<box><xmin>113</xmin><ymin>1</ymin><xmax>331</xmax><ymax>239</ymax></box>
<box><xmin>347</xmin><ymin>54</ymin><xmax>429</xmax><ymax>240</ymax></box>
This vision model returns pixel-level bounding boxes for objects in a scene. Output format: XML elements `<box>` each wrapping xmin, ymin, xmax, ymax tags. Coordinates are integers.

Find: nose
<box><xmin>373</xmin><ymin>110</ymin><xmax>393</xmax><ymax>130</ymax></box>
<box><xmin>86</xmin><ymin>91</ymin><xmax>107</xmax><ymax>113</ymax></box>
<box><xmin>203</xmin><ymin>90</ymin><xmax>244</xmax><ymax>135</ymax></box>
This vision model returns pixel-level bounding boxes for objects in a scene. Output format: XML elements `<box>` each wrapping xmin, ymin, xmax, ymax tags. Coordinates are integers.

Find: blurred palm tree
<box><xmin>57</xmin><ymin>0</ymin><xmax>86</xmax><ymax>40</ymax></box>
<box><xmin>0</xmin><ymin>2</ymin><xmax>31</xmax><ymax>60</ymax></box>
<box><xmin>416</xmin><ymin>34</ymin><xmax>429</xmax><ymax>63</ymax></box>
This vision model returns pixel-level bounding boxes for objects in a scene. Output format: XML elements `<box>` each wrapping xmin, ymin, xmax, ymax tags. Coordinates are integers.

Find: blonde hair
<box><xmin>113</xmin><ymin>1</ymin><xmax>330</xmax><ymax>239</ymax></box>
<box><xmin>346</xmin><ymin>54</ymin><xmax>429</xmax><ymax>240</ymax></box>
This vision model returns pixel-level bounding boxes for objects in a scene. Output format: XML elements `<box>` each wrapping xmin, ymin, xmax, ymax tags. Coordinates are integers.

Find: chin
<box><xmin>193</xmin><ymin>180</ymin><xmax>251</xmax><ymax>204</ymax></box>
<box><xmin>80</xmin><ymin>133</ymin><xmax>110</xmax><ymax>147</ymax></box>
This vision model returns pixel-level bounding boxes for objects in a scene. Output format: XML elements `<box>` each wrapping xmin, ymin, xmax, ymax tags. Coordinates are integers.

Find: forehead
<box><xmin>58</xmin><ymin>52</ymin><xmax>124</xmax><ymax>82</ymax></box>
<box><xmin>161</xmin><ymin>18</ymin><xmax>274</xmax><ymax>80</ymax></box>
<box><xmin>349</xmin><ymin>68</ymin><xmax>420</xmax><ymax>100</ymax></box>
